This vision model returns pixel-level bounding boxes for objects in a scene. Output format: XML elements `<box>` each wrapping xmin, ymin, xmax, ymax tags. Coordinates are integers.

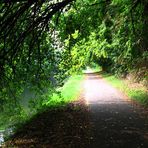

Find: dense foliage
<box><xmin>0</xmin><ymin>0</ymin><xmax>75</xmax><ymax>128</ymax></box>
<box><xmin>0</xmin><ymin>0</ymin><xmax>73</xmax><ymax>108</ymax></box>
<box><xmin>58</xmin><ymin>0</ymin><xmax>148</xmax><ymax>76</ymax></box>
<box><xmin>0</xmin><ymin>0</ymin><xmax>148</xmax><ymax>127</ymax></box>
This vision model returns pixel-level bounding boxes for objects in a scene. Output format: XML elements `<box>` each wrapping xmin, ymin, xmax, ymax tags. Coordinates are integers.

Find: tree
<box><xmin>0</xmin><ymin>0</ymin><xmax>74</xmax><ymax>113</ymax></box>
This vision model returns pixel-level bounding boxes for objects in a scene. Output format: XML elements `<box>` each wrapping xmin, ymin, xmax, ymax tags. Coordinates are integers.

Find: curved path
<box><xmin>84</xmin><ymin>72</ymin><xmax>148</xmax><ymax>148</ymax></box>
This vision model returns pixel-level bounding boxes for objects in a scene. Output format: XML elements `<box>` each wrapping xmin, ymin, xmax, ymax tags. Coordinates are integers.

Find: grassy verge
<box><xmin>102</xmin><ymin>73</ymin><xmax>148</xmax><ymax>106</ymax></box>
<box><xmin>46</xmin><ymin>75</ymin><xmax>84</xmax><ymax>107</ymax></box>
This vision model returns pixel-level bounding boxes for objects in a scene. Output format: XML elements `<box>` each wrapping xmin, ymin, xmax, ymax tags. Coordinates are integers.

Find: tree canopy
<box><xmin>0</xmin><ymin>0</ymin><xmax>148</xmax><ymax>116</ymax></box>
<box><xmin>0</xmin><ymin>0</ymin><xmax>74</xmax><ymax>111</ymax></box>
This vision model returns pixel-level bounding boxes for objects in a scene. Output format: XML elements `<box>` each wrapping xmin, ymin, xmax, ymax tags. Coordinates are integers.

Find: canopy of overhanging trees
<box><xmin>0</xmin><ymin>0</ymin><xmax>148</xmax><ymax>114</ymax></box>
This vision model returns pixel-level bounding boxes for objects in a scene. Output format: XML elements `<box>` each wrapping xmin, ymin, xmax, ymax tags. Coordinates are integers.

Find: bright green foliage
<box><xmin>0</xmin><ymin>75</ymin><xmax>84</xmax><ymax>130</ymax></box>
<box><xmin>58</xmin><ymin>0</ymin><xmax>148</xmax><ymax>76</ymax></box>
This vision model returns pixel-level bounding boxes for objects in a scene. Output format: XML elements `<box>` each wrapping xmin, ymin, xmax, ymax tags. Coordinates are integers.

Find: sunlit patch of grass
<box><xmin>46</xmin><ymin>75</ymin><xmax>84</xmax><ymax>107</ymax></box>
<box><xmin>61</xmin><ymin>75</ymin><xmax>84</xmax><ymax>100</ymax></box>
<box><xmin>102</xmin><ymin>73</ymin><xmax>148</xmax><ymax>106</ymax></box>
<box><xmin>127</xmin><ymin>89</ymin><xmax>148</xmax><ymax>106</ymax></box>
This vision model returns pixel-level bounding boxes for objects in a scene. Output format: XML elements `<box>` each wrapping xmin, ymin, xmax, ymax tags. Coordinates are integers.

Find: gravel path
<box><xmin>84</xmin><ymin>73</ymin><xmax>148</xmax><ymax>148</ymax></box>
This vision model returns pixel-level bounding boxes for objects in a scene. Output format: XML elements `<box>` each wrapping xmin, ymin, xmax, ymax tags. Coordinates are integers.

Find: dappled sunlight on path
<box><xmin>83</xmin><ymin>72</ymin><xmax>148</xmax><ymax>148</ymax></box>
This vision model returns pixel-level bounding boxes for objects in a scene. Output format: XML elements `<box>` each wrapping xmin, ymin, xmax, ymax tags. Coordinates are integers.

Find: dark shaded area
<box><xmin>90</xmin><ymin>104</ymin><xmax>148</xmax><ymax>148</ymax></box>
<box><xmin>4</xmin><ymin>100</ymin><xmax>92</xmax><ymax>148</ymax></box>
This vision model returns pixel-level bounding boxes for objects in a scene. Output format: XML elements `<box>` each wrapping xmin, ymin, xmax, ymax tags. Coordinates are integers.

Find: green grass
<box><xmin>1</xmin><ymin>75</ymin><xmax>84</xmax><ymax>144</ymax></box>
<box><xmin>61</xmin><ymin>75</ymin><xmax>84</xmax><ymax>100</ymax></box>
<box><xmin>102</xmin><ymin>73</ymin><xmax>148</xmax><ymax>106</ymax></box>
<box><xmin>45</xmin><ymin>75</ymin><xmax>84</xmax><ymax>107</ymax></box>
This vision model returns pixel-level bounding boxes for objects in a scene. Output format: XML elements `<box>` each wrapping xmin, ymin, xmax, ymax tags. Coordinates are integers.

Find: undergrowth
<box><xmin>0</xmin><ymin>75</ymin><xmax>84</xmax><ymax>131</ymax></box>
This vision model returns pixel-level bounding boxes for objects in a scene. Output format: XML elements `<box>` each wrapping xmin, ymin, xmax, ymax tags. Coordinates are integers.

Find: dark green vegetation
<box><xmin>0</xmin><ymin>0</ymin><xmax>148</xmax><ymax>139</ymax></box>
<box><xmin>0</xmin><ymin>74</ymin><xmax>84</xmax><ymax>129</ymax></box>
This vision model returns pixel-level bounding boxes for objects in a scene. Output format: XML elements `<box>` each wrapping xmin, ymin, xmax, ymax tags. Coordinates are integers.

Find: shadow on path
<box><xmin>84</xmin><ymin>73</ymin><xmax>148</xmax><ymax>148</ymax></box>
<box><xmin>4</xmin><ymin>101</ymin><xmax>92</xmax><ymax>148</ymax></box>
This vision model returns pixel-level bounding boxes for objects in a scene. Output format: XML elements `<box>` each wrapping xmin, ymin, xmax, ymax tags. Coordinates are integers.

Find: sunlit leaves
<box><xmin>64</xmin><ymin>35</ymin><xmax>70</xmax><ymax>46</ymax></box>
<box><xmin>58</xmin><ymin>0</ymin><xmax>148</xmax><ymax>76</ymax></box>
<box><xmin>72</xmin><ymin>30</ymin><xmax>79</xmax><ymax>39</ymax></box>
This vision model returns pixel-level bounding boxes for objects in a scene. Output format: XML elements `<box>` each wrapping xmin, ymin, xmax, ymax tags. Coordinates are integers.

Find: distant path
<box><xmin>83</xmin><ymin>72</ymin><xmax>148</xmax><ymax>148</ymax></box>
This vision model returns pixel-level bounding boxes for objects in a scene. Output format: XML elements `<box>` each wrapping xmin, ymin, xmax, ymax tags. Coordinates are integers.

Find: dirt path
<box><xmin>84</xmin><ymin>72</ymin><xmax>148</xmax><ymax>148</ymax></box>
